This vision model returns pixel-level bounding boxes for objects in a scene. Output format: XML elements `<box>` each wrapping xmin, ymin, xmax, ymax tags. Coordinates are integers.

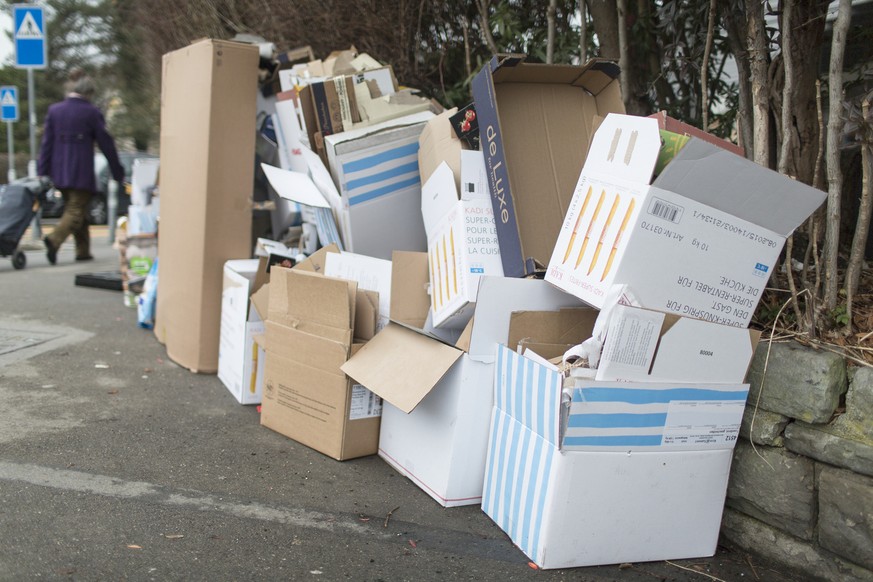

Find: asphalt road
<box><xmin>0</xmin><ymin>228</ymin><xmax>806</xmax><ymax>581</ymax></box>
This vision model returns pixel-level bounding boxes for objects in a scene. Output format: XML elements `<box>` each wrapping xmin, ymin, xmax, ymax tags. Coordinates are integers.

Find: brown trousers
<box><xmin>47</xmin><ymin>188</ymin><xmax>91</xmax><ymax>258</ymax></box>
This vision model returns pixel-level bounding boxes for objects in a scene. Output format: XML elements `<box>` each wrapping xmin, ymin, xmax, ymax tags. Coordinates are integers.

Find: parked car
<box><xmin>41</xmin><ymin>151</ymin><xmax>159</xmax><ymax>224</ymax></box>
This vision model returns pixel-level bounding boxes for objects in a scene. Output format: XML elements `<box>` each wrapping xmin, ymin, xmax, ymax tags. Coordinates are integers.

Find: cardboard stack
<box><xmin>262</xmin><ymin>48</ymin><xmax>439</xmax><ymax>260</ymax></box>
<box><xmin>475</xmin><ymin>110</ymin><xmax>826</xmax><ymax>567</ymax></box>
<box><xmin>152</xmin><ymin>39</ymin><xmax>831</xmax><ymax>571</ymax></box>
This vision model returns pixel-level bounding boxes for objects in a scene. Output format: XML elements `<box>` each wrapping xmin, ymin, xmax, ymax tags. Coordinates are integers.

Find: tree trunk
<box><xmin>701</xmin><ymin>0</ymin><xmax>718</xmax><ymax>131</ymax></box>
<box><xmin>477</xmin><ymin>0</ymin><xmax>499</xmax><ymax>55</ymax></box>
<box><xmin>746</xmin><ymin>0</ymin><xmax>770</xmax><ymax>167</ymax></box>
<box><xmin>579</xmin><ymin>0</ymin><xmax>587</xmax><ymax>64</ymax></box>
<box><xmin>778</xmin><ymin>0</ymin><xmax>795</xmax><ymax>178</ymax></box>
<box><xmin>616</xmin><ymin>0</ymin><xmax>630</xmax><ymax>111</ymax></box>
<box><xmin>845</xmin><ymin>98</ymin><xmax>872</xmax><ymax>329</ymax></box>
<box><xmin>547</xmin><ymin>0</ymin><xmax>557</xmax><ymax>64</ymax></box>
<box><xmin>722</xmin><ymin>1</ymin><xmax>753</xmax><ymax>158</ymax></box>
<box><xmin>589</xmin><ymin>1</ymin><xmax>619</xmax><ymax>59</ymax></box>
<box><xmin>823</xmin><ymin>0</ymin><xmax>852</xmax><ymax>311</ymax></box>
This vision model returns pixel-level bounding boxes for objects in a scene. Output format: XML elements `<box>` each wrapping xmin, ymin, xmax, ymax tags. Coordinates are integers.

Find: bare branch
<box><xmin>701</xmin><ymin>0</ymin><xmax>718</xmax><ymax>131</ymax></box>
<box><xmin>823</xmin><ymin>0</ymin><xmax>853</xmax><ymax>310</ymax></box>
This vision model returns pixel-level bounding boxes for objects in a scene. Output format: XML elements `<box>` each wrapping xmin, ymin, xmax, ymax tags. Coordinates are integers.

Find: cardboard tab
<box><xmin>341</xmin><ymin>323</ymin><xmax>463</xmax><ymax>413</ymax></box>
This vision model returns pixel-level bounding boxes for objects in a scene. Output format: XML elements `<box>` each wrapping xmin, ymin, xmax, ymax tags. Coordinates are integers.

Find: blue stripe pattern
<box><xmin>345</xmin><ymin>161</ymin><xmax>419</xmax><ymax>192</ymax></box>
<box><xmin>482</xmin><ymin>346</ymin><xmax>562</xmax><ymax>564</ymax></box>
<box><xmin>563</xmin><ymin>434</ymin><xmax>665</xmax><ymax>447</ymax></box>
<box><xmin>568</xmin><ymin>412</ymin><xmax>668</xmax><ymax>428</ymax></box>
<box><xmin>573</xmin><ymin>387</ymin><xmax>749</xmax><ymax>404</ymax></box>
<box><xmin>347</xmin><ymin>176</ymin><xmax>421</xmax><ymax>206</ymax></box>
<box><xmin>341</xmin><ymin>142</ymin><xmax>420</xmax><ymax>173</ymax></box>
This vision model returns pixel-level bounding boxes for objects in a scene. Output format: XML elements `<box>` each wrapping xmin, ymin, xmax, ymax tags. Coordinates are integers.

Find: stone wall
<box><xmin>721</xmin><ymin>341</ymin><xmax>873</xmax><ymax>581</ymax></box>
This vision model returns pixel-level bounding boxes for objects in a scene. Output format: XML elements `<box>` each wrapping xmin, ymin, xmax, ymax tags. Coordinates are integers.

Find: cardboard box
<box><xmin>545</xmin><ymin>113</ymin><xmax>826</xmax><ymax>327</ymax></box>
<box><xmin>594</xmin><ymin>303</ymin><xmax>760</xmax><ymax>382</ymax></box>
<box><xmin>323</xmin><ymin>111</ymin><xmax>434</xmax><ymax>259</ymax></box>
<box><xmin>472</xmin><ymin>55</ymin><xmax>624</xmax><ymax>277</ymax></box>
<box><xmin>481</xmin><ymin>343</ymin><xmax>750</xmax><ymax>569</ymax></box>
<box><xmin>340</xmin><ymin>252</ymin><xmax>587</xmax><ymax>506</ymax></box>
<box><xmin>260</xmin><ymin>257</ymin><xmax>382</xmax><ymax>461</ymax></box>
<box><xmin>218</xmin><ymin>260</ymin><xmax>266</xmax><ymax>405</ymax></box>
<box><xmin>422</xmin><ymin>153</ymin><xmax>503</xmax><ymax>329</ymax></box>
<box><xmin>154</xmin><ymin>39</ymin><xmax>258</xmax><ymax>372</ymax></box>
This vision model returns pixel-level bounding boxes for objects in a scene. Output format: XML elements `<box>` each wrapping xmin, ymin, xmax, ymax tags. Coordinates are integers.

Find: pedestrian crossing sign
<box><xmin>13</xmin><ymin>5</ymin><xmax>47</xmax><ymax>69</ymax></box>
<box><xmin>0</xmin><ymin>86</ymin><xmax>18</xmax><ymax>122</ymax></box>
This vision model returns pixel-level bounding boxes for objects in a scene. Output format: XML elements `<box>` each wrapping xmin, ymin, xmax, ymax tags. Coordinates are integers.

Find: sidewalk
<box><xmin>0</xmin><ymin>232</ymin><xmax>806</xmax><ymax>581</ymax></box>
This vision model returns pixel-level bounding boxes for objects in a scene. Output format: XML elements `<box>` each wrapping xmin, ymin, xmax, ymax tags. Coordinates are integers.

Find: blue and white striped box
<box><xmin>482</xmin><ymin>344</ymin><xmax>745</xmax><ymax>569</ymax></box>
<box><xmin>324</xmin><ymin>112</ymin><xmax>434</xmax><ymax>260</ymax></box>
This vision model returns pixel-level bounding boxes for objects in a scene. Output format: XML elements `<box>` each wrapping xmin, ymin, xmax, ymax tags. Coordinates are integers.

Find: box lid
<box><xmin>268</xmin><ymin>268</ymin><xmax>355</xmax><ymax>342</ymax></box>
<box><xmin>653</xmin><ymin>138</ymin><xmax>826</xmax><ymax>236</ymax></box>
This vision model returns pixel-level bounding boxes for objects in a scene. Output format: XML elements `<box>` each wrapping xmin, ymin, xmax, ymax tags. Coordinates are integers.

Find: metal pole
<box><xmin>6</xmin><ymin>121</ymin><xmax>16</xmax><ymax>183</ymax></box>
<box><xmin>26</xmin><ymin>68</ymin><xmax>36</xmax><ymax>178</ymax></box>
<box><xmin>108</xmin><ymin>178</ymin><xmax>118</xmax><ymax>243</ymax></box>
<box><xmin>26</xmin><ymin>68</ymin><xmax>41</xmax><ymax>240</ymax></box>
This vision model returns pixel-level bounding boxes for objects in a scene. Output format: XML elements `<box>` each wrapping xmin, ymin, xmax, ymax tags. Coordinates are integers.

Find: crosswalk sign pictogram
<box><xmin>0</xmin><ymin>87</ymin><xmax>18</xmax><ymax>122</ymax></box>
<box><xmin>13</xmin><ymin>5</ymin><xmax>47</xmax><ymax>69</ymax></box>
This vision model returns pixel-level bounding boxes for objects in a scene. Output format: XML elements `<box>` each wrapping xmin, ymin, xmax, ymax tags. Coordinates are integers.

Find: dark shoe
<box><xmin>75</xmin><ymin>255</ymin><xmax>94</xmax><ymax>262</ymax></box>
<box><xmin>44</xmin><ymin>237</ymin><xmax>57</xmax><ymax>265</ymax></box>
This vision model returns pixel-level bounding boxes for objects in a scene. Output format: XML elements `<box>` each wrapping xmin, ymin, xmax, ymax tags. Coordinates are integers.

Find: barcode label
<box><xmin>349</xmin><ymin>385</ymin><xmax>382</xmax><ymax>420</ymax></box>
<box><xmin>649</xmin><ymin>198</ymin><xmax>683</xmax><ymax>223</ymax></box>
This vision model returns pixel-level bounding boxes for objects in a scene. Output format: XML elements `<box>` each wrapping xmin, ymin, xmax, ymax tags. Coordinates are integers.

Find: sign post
<box><xmin>13</xmin><ymin>4</ymin><xmax>47</xmax><ymax>179</ymax></box>
<box><xmin>1</xmin><ymin>86</ymin><xmax>18</xmax><ymax>183</ymax></box>
<box><xmin>13</xmin><ymin>4</ymin><xmax>47</xmax><ymax>240</ymax></box>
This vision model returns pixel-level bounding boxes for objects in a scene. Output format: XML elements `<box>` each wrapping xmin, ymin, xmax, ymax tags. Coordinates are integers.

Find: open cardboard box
<box><xmin>545</xmin><ymin>113</ymin><xmax>826</xmax><ymax>327</ymax></box>
<box><xmin>217</xmin><ymin>259</ymin><xmax>267</xmax><ymax>405</ymax></box>
<box><xmin>340</xmin><ymin>252</ymin><xmax>586</xmax><ymax>506</ymax></box>
<box><xmin>259</xmin><ymin>247</ymin><xmax>382</xmax><ymax>461</ymax></box>
<box><xmin>481</xmin><ymin>306</ymin><xmax>758</xmax><ymax>568</ymax></box>
<box><xmin>472</xmin><ymin>54</ymin><xmax>624</xmax><ymax>278</ymax></box>
<box><xmin>421</xmin><ymin>152</ymin><xmax>503</xmax><ymax>330</ymax></box>
<box><xmin>322</xmin><ymin>111</ymin><xmax>435</xmax><ymax>259</ymax></box>
<box><xmin>419</xmin><ymin>110</ymin><xmax>504</xmax><ymax>330</ymax></box>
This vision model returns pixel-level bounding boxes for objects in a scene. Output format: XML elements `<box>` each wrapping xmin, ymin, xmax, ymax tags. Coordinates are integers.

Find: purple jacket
<box><xmin>37</xmin><ymin>96</ymin><xmax>125</xmax><ymax>192</ymax></box>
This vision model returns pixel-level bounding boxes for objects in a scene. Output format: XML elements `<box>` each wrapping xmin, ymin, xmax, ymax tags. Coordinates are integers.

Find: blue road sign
<box><xmin>0</xmin><ymin>87</ymin><xmax>19</xmax><ymax>122</ymax></box>
<box><xmin>13</xmin><ymin>5</ymin><xmax>47</xmax><ymax>69</ymax></box>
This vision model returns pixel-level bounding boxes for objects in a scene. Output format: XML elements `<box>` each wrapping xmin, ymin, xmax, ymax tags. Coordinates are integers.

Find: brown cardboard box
<box><xmin>260</xmin><ymin>261</ymin><xmax>381</xmax><ymax>460</ymax></box>
<box><xmin>154</xmin><ymin>39</ymin><xmax>259</xmax><ymax>372</ymax></box>
<box><xmin>471</xmin><ymin>55</ymin><xmax>625</xmax><ymax>277</ymax></box>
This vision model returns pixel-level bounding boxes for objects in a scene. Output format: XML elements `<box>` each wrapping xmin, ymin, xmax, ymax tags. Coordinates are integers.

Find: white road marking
<box><xmin>0</xmin><ymin>461</ymin><xmax>381</xmax><ymax>537</ymax></box>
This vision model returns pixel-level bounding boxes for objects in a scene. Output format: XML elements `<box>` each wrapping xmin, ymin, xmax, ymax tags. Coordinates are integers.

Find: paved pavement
<box><xmin>0</xmin><ymin>227</ymin><xmax>806</xmax><ymax>581</ymax></box>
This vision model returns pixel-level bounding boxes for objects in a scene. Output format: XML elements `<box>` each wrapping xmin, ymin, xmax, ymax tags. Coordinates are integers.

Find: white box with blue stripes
<box><xmin>482</xmin><ymin>342</ymin><xmax>751</xmax><ymax>568</ymax></box>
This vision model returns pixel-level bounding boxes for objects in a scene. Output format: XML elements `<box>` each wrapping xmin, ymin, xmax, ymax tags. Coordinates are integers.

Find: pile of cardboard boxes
<box><xmin>153</xmin><ymin>41</ymin><xmax>827</xmax><ymax>570</ymax></box>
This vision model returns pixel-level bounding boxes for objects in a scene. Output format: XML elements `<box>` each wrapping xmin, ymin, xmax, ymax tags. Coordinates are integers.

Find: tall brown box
<box><xmin>155</xmin><ymin>39</ymin><xmax>259</xmax><ymax>372</ymax></box>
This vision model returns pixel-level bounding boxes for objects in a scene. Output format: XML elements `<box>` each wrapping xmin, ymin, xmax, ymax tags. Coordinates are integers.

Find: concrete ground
<box><xmin>0</xmin><ymin>225</ymin><xmax>807</xmax><ymax>581</ymax></box>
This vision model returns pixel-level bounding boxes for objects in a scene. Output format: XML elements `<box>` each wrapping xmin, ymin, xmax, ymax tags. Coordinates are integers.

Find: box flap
<box><xmin>324</xmin><ymin>251</ymin><xmax>392</xmax><ymax>331</ymax></box>
<box><xmin>341</xmin><ymin>322</ymin><xmax>463</xmax><ymax>413</ymax></box>
<box><xmin>467</xmin><ymin>276</ymin><xmax>586</xmax><ymax>361</ymax></box>
<box><xmin>418</xmin><ymin>108</ymin><xmax>461</xmax><ymax>189</ymax></box>
<box><xmin>507</xmin><ymin>308</ymin><xmax>597</xmax><ymax>354</ymax></box>
<box><xmin>582</xmin><ymin>114</ymin><xmax>661</xmax><ymax>184</ymax></box>
<box><xmin>250</xmin><ymin>282</ymin><xmax>270</xmax><ymax>322</ymax></box>
<box><xmin>390</xmin><ymin>251</ymin><xmax>430</xmax><ymax>328</ymax></box>
<box><xmin>261</xmin><ymin>163</ymin><xmax>331</xmax><ymax>208</ymax></box>
<box><xmin>653</xmin><ymin>139</ymin><xmax>826</xmax><ymax>236</ymax></box>
<box><xmin>354</xmin><ymin>289</ymin><xmax>379</xmax><ymax>341</ymax></box>
<box><xmin>421</xmin><ymin>162</ymin><xmax>459</xmax><ymax>236</ymax></box>
<box><xmin>294</xmin><ymin>243</ymin><xmax>341</xmax><ymax>274</ymax></box>
<box><xmin>268</xmin><ymin>268</ymin><xmax>355</xmax><ymax>337</ymax></box>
